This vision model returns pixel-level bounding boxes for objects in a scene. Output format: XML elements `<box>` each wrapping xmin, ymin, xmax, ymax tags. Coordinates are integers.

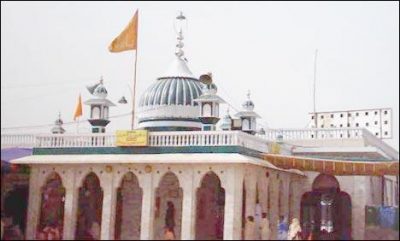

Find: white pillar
<box><xmin>100</xmin><ymin>171</ymin><xmax>117</xmax><ymax>240</ymax></box>
<box><xmin>352</xmin><ymin>176</ymin><xmax>369</xmax><ymax>240</ymax></box>
<box><xmin>258</xmin><ymin>175</ymin><xmax>269</xmax><ymax>215</ymax></box>
<box><xmin>25</xmin><ymin>167</ymin><xmax>41</xmax><ymax>240</ymax></box>
<box><xmin>282</xmin><ymin>175</ymin><xmax>290</xmax><ymax>220</ymax></box>
<box><xmin>62</xmin><ymin>168</ymin><xmax>78</xmax><ymax>240</ymax></box>
<box><xmin>140</xmin><ymin>172</ymin><xmax>154</xmax><ymax>240</ymax></box>
<box><xmin>244</xmin><ymin>169</ymin><xmax>257</xmax><ymax>240</ymax></box>
<box><xmin>269</xmin><ymin>174</ymin><xmax>279</xmax><ymax>240</ymax></box>
<box><xmin>223</xmin><ymin>165</ymin><xmax>244</xmax><ymax>240</ymax></box>
<box><xmin>290</xmin><ymin>178</ymin><xmax>304</xmax><ymax>221</ymax></box>
<box><xmin>181</xmin><ymin>169</ymin><xmax>196</xmax><ymax>240</ymax></box>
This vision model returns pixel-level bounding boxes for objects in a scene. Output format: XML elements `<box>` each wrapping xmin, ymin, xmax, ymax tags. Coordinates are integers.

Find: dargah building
<box><xmin>1</xmin><ymin>11</ymin><xmax>399</xmax><ymax>241</ymax></box>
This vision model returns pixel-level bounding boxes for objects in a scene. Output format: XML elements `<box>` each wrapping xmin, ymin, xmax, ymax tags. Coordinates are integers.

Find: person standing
<box><xmin>277</xmin><ymin>216</ymin><xmax>289</xmax><ymax>240</ymax></box>
<box><xmin>287</xmin><ymin>218</ymin><xmax>302</xmax><ymax>240</ymax></box>
<box><xmin>165</xmin><ymin>202</ymin><xmax>175</xmax><ymax>229</ymax></box>
<box><xmin>164</xmin><ymin>227</ymin><xmax>175</xmax><ymax>240</ymax></box>
<box><xmin>259</xmin><ymin>213</ymin><xmax>271</xmax><ymax>240</ymax></box>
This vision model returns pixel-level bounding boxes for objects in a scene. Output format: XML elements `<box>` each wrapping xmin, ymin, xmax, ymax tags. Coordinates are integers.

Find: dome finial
<box><xmin>100</xmin><ymin>75</ymin><xmax>104</xmax><ymax>84</ymax></box>
<box><xmin>247</xmin><ymin>90</ymin><xmax>251</xmax><ymax>99</ymax></box>
<box><xmin>174</xmin><ymin>11</ymin><xmax>187</xmax><ymax>59</ymax></box>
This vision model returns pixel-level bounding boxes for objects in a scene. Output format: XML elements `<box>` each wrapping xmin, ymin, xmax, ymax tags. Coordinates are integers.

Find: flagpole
<box><xmin>131</xmin><ymin>12</ymin><xmax>139</xmax><ymax>130</ymax></box>
<box><xmin>76</xmin><ymin>117</ymin><xmax>79</xmax><ymax>134</ymax></box>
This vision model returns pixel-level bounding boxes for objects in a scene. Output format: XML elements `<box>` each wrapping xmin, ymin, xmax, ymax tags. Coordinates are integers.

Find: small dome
<box><xmin>242</xmin><ymin>91</ymin><xmax>255</xmax><ymax>111</ymax></box>
<box><xmin>242</xmin><ymin>99</ymin><xmax>254</xmax><ymax>110</ymax></box>
<box><xmin>258</xmin><ymin>127</ymin><xmax>266</xmax><ymax>135</ymax></box>
<box><xmin>54</xmin><ymin>118</ymin><xmax>63</xmax><ymax>125</ymax></box>
<box><xmin>202</xmin><ymin>83</ymin><xmax>218</xmax><ymax>95</ymax></box>
<box><xmin>93</xmin><ymin>84</ymin><xmax>108</xmax><ymax>98</ymax></box>
<box><xmin>51</xmin><ymin>113</ymin><xmax>65</xmax><ymax>134</ymax></box>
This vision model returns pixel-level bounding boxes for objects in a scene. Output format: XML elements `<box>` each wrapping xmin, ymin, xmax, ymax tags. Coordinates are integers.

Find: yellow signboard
<box><xmin>115</xmin><ymin>130</ymin><xmax>149</xmax><ymax>146</ymax></box>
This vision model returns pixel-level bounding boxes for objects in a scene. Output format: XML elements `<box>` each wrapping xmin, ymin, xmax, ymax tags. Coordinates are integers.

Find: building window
<box><xmin>356</xmin><ymin>123</ymin><xmax>359</xmax><ymax>127</ymax></box>
<box><xmin>384</xmin><ymin>110</ymin><xmax>388</xmax><ymax>115</ymax></box>
<box><xmin>340</xmin><ymin>134</ymin><xmax>343</xmax><ymax>138</ymax></box>
<box><xmin>347</xmin><ymin>123</ymin><xmax>350</xmax><ymax>127</ymax></box>
<box><xmin>348</xmin><ymin>113</ymin><xmax>351</xmax><ymax>117</ymax></box>
<box><xmin>330</xmin><ymin>114</ymin><xmax>334</xmax><ymax>118</ymax></box>
<box><xmin>340</xmin><ymin>114</ymin><xmax>343</xmax><ymax>118</ymax></box>
<box><xmin>311</xmin><ymin>116</ymin><xmax>314</xmax><ymax>120</ymax></box>
<box><xmin>384</xmin><ymin>131</ymin><xmax>388</xmax><ymax>136</ymax></box>
<box><xmin>375</xmin><ymin>133</ymin><xmax>379</xmax><ymax>136</ymax></box>
<box><xmin>365</xmin><ymin>112</ymin><xmax>369</xmax><ymax>116</ymax></box>
<box><xmin>356</xmin><ymin>112</ymin><xmax>359</xmax><ymax>116</ymax></box>
<box><xmin>321</xmin><ymin>115</ymin><xmax>324</xmax><ymax>119</ymax></box>
<box><xmin>374</xmin><ymin>121</ymin><xmax>378</xmax><ymax>125</ymax></box>
<box><xmin>321</xmin><ymin>124</ymin><xmax>324</xmax><ymax>128</ymax></box>
<box><xmin>340</xmin><ymin>124</ymin><xmax>343</xmax><ymax>127</ymax></box>
<box><xmin>375</xmin><ymin>111</ymin><xmax>378</xmax><ymax>115</ymax></box>
<box><xmin>366</xmin><ymin>122</ymin><xmax>369</xmax><ymax>126</ymax></box>
<box><xmin>384</xmin><ymin>120</ymin><xmax>388</xmax><ymax>125</ymax></box>
<box><xmin>330</xmin><ymin>124</ymin><xmax>334</xmax><ymax>127</ymax></box>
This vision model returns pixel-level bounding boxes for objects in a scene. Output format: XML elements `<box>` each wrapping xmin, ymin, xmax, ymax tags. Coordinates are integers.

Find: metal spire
<box><xmin>175</xmin><ymin>11</ymin><xmax>187</xmax><ymax>59</ymax></box>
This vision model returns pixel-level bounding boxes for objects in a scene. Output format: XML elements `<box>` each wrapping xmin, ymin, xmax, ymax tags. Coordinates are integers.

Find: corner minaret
<box><xmin>220</xmin><ymin>108</ymin><xmax>233</xmax><ymax>131</ymax></box>
<box><xmin>235</xmin><ymin>91</ymin><xmax>260</xmax><ymax>135</ymax></box>
<box><xmin>84</xmin><ymin>77</ymin><xmax>115</xmax><ymax>133</ymax></box>
<box><xmin>51</xmin><ymin>112</ymin><xmax>65</xmax><ymax>134</ymax></box>
<box><xmin>193</xmin><ymin>73</ymin><xmax>225</xmax><ymax>131</ymax></box>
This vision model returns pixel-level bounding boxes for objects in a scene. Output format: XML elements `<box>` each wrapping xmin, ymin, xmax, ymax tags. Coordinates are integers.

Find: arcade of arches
<box><xmin>22</xmin><ymin>165</ymin><xmax>361</xmax><ymax>240</ymax></box>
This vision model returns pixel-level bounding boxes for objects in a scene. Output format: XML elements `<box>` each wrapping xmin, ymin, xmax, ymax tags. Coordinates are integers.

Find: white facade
<box><xmin>309</xmin><ymin>108</ymin><xmax>393</xmax><ymax>139</ymax></box>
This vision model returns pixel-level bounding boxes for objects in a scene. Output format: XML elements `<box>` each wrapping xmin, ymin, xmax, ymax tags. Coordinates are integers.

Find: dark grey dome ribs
<box><xmin>139</xmin><ymin>77</ymin><xmax>203</xmax><ymax>107</ymax></box>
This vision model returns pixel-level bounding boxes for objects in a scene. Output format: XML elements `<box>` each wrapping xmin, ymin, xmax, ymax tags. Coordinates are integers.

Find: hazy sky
<box><xmin>1</xmin><ymin>1</ymin><xmax>399</xmax><ymax>148</ymax></box>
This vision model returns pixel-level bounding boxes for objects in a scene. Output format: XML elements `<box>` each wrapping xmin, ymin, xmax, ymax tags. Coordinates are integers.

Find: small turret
<box><xmin>51</xmin><ymin>112</ymin><xmax>65</xmax><ymax>134</ymax></box>
<box><xmin>84</xmin><ymin>77</ymin><xmax>116</xmax><ymax>133</ymax></box>
<box><xmin>193</xmin><ymin>73</ymin><xmax>225</xmax><ymax>131</ymax></box>
<box><xmin>234</xmin><ymin>91</ymin><xmax>261</xmax><ymax>135</ymax></box>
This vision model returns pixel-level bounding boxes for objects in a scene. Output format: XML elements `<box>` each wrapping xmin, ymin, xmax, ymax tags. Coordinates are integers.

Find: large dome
<box><xmin>139</xmin><ymin>76</ymin><xmax>202</xmax><ymax>107</ymax></box>
<box><xmin>137</xmin><ymin>57</ymin><xmax>204</xmax><ymax>131</ymax></box>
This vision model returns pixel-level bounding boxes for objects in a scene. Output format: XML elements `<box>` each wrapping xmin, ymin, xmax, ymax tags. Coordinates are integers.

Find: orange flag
<box><xmin>109</xmin><ymin>10</ymin><xmax>138</xmax><ymax>52</ymax></box>
<box><xmin>73</xmin><ymin>94</ymin><xmax>83</xmax><ymax>121</ymax></box>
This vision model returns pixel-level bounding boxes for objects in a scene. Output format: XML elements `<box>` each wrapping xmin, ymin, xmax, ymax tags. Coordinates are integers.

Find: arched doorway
<box><xmin>36</xmin><ymin>172</ymin><xmax>65</xmax><ymax>240</ymax></box>
<box><xmin>115</xmin><ymin>172</ymin><xmax>143</xmax><ymax>240</ymax></box>
<box><xmin>195</xmin><ymin>172</ymin><xmax>225</xmax><ymax>240</ymax></box>
<box><xmin>3</xmin><ymin>184</ymin><xmax>29</xmax><ymax>239</ymax></box>
<box><xmin>153</xmin><ymin>172</ymin><xmax>183</xmax><ymax>240</ymax></box>
<box><xmin>75</xmin><ymin>172</ymin><xmax>103</xmax><ymax>240</ymax></box>
<box><xmin>300</xmin><ymin>174</ymin><xmax>352</xmax><ymax>240</ymax></box>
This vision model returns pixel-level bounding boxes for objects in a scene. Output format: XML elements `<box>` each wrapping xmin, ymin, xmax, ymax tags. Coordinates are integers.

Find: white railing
<box><xmin>3</xmin><ymin>128</ymin><xmax>397</xmax><ymax>159</ymax></box>
<box><xmin>1</xmin><ymin>131</ymin><xmax>269</xmax><ymax>153</ymax></box>
<box><xmin>259</xmin><ymin>128</ymin><xmax>365</xmax><ymax>141</ymax></box>
<box><xmin>148</xmin><ymin>131</ymin><xmax>238</xmax><ymax>147</ymax></box>
<box><xmin>1</xmin><ymin>134</ymin><xmax>36</xmax><ymax>148</ymax></box>
<box><xmin>35</xmin><ymin>133</ymin><xmax>116</xmax><ymax>148</ymax></box>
